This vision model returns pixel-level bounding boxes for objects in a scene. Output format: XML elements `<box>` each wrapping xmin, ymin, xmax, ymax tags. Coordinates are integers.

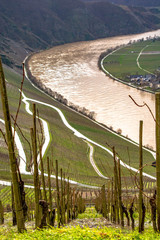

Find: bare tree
<box><xmin>0</xmin><ymin>58</ymin><xmax>25</xmax><ymax>232</ymax></box>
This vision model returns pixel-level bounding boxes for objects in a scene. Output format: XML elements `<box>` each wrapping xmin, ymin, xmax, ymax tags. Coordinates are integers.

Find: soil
<box><xmin>67</xmin><ymin>217</ymin><xmax>114</xmax><ymax>228</ymax></box>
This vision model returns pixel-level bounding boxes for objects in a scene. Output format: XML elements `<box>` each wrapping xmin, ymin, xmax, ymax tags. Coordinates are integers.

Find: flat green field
<box><xmin>102</xmin><ymin>39</ymin><xmax>160</xmax><ymax>82</ymax></box>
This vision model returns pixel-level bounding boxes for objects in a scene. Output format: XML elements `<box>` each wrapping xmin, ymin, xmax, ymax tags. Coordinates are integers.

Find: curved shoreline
<box><xmin>23</xmin><ymin>89</ymin><xmax>156</xmax><ymax>181</ymax></box>
<box><xmin>100</xmin><ymin>43</ymin><xmax>155</xmax><ymax>95</ymax></box>
<box><xmin>24</xmin><ymin>55</ymin><xmax>97</xmax><ymax>121</ymax></box>
<box><xmin>25</xmin><ymin>29</ymin><xmax>160</xmax><ymax>150</ymax></box>
<box><xmin>101</xmin><ymin>52</ymin><xmax>155</xmax><ymax>94</ymax></box>
<box><xmin>24</xmin><ymin>55</ymin><xmax>156</xmax><ymax>159</ymax></box>
<box><xmin>23</xmin><ymin>63</ymin><xmax>156</xmax><ymax>181</ymax></box>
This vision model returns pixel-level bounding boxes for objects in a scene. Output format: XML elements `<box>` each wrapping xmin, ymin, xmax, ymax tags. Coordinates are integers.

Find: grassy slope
<box><xmin>0</xmin><ymin>66</ymin><xmax>156</xmax><ymax>187</ymax></box>
<box><xmin>1</xmin><ymin>67</ymin><xmax>106</xmax><ymax>186</ymax></box>
<box><xmin>64</xmin><ymin>105</ymin><xmax>155</xmax><ymax>174</ymax></box>
<box><xmin>0</xmin><ymin>185</ymin><xmax>55</xmax><ymax>208</ymax></box>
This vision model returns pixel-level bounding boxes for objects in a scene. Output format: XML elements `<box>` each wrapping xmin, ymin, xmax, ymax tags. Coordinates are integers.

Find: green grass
<box><xmin>0</xmin><ymin>185</ymin><xmax>55</xmax><ymax>209</ymax></box>
<box><xmin>0</xmin><ymin>65</ymin><xmax>156</xmax><ymax>187</ymax></box>
<box><xmin>0</xmin><ymin>186</ymin><xmax>34</xmax><ymax>208</ymax></box>
<box><xmin>77</xmin><ymin>207</ymin><xmax>102</xmax><ymax>219</ymax></box>
<box><xmin>102</xmin><ymin>39</ymin><xmax>160</xmax><ymax>81</ymax></box>
<box><xmin>0</xmin><ymin>221</ymin><xmax>160</xmax><ymax>239</ymax></box>
<box><xmin>70</xmin><ymin>120</ymin><xmax>155</xmax><ymax>177</ymax></box>
<box><xmin>140</xmin><ymin>55</ymin><xmax>160</xmax><ymax>74</ymax></box>
<box><xmin>1</xmin><ymin>67</ymin><xmax>105</xmax><ymax>186</ymax></box>
<box><xmin>0</xmin><ymin>207</ymin><xmax>159</xmax><ymax>239</ymax></box>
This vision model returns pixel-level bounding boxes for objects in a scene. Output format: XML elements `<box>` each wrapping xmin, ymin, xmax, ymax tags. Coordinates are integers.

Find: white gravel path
<box><xmin>21</xmin><ymin>92</ymin><xmax>156</xmax><ymax>181</ymax></box>
<box><xmin>136</xmin><ymin>45</ymin><xmax>155</xmax><ymax>76</ymax></box>
<box><xmin>0</xmin><ymin>53</ymin><xmax>157</xmax><ymax>189</ymax></box>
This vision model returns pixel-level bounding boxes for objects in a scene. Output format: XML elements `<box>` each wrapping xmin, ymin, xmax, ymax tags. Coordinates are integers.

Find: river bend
<box><xmin>28</xmin><ymin>29</ymin><xmax>160</xmax><ymax>149</ymax></box>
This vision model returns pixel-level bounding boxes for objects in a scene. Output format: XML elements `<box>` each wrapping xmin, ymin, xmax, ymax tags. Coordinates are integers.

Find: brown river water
<box><xmin>28</xmin><ymin>29</ymin><xmax>160</xmax><ymax>150</ymax></box>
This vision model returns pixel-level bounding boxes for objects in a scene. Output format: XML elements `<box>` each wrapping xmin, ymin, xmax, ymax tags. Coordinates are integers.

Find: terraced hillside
<box><xmin>0</xmin><ymin>63</ymin><xmax>156</xmax><ymax>189</ymax></box>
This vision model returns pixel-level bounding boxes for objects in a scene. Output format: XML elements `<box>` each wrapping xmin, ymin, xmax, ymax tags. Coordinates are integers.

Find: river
<box><xmin>28</xmin><ymin>29</ymin><xmax>160</xmax><ymax>150</ymax></box>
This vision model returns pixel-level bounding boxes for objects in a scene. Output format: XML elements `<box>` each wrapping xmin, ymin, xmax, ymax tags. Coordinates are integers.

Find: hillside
<box><xmin>0</xmin><ymin>59</ymin><xmax>156</xmax><ymax>187</ymax></box>
<box><xmin>0</xmin><ymin>0</ymin><xmax>160</xmax><ymax>70</ymax></box>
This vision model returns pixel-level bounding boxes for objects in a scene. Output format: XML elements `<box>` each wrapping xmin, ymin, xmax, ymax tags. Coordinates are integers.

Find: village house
<box><xmin>130</xmin><ymin>74</ymin><xmax>158</xmax><ymax>88</ymax></box>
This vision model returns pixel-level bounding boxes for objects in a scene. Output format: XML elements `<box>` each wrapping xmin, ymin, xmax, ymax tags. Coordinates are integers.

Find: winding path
<box><xmin>101</xmin><ymin>43</ymin><xmax>155</xmax><ymax>95</ymax></box>
<box><xmin>0</xmin><ymin>52</ymin><xmax>157</xmax><ymax>189</ymax></box>
<box><xmin>22</xmin><ymin>92</ymin><xmax>101</xmax><ymax>188</ymax></box>
<box><xmin>85</xmin><ymin>141</ymin><xmax>108</xmax><ymax>179</ymax></box>
<box><xmin>0</xmin><ymin>118</ymin><xmax>34</xmax><ymax>188</ymax></box>
<box><xmin>21</xmin><ymin>89</ymin><xmax>156</xmax><ymax>181</ymax></box>
<box><xmin>136</xmin><ymin>45</ymin><xmax>156</xmax><ymax>76</ymax></box>
<box><xmin>0</xmin><ymin>97</ymin><xmax>100</xmax><ymax>188</ymax></box>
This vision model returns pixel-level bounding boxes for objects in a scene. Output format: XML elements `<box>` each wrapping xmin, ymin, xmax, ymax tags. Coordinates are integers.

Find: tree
<box><xmin>0</xmin><ymin>58</ymin><xmax>25</xmax><ymax>232</ymax></box>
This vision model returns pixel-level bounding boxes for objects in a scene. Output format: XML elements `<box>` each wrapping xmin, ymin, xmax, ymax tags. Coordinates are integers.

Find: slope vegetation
<box><xmin>0</xmin><ymin>64</ymin><xmax>156</xmax><ymax>188</ymax></box>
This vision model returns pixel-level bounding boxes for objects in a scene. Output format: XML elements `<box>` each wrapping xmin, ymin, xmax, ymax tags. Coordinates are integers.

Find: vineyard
<box><xmin>0</xmin><ymin>60</ymin><xmax>156</xmax><ymax>185</ymax></box>
<box><xmin>0</xmin><ymin>48</ymin><xmax>160</xmax><ymax>238</ymax></box>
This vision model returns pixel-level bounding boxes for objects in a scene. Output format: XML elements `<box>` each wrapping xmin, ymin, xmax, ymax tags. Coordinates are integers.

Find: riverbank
<box><xmin>25</xmin><ymin>55</ymin><xmax>97</xmax><ymax>121</ymax></box>
<box><xmin>23</xmin><ymin>54</ymin><xmax>157</xmax><ymax>181</ymax></box>
<box><xmin>100</xmin><ymin>42</ymin><xmax>155</xmax><ymax>95</ymax></box>
<box><xmin>100</xmin><ymin>36</ymin><xmax>160</xmax><ymax>96</ymax></box>
<box><xmin>25</xmin><ymin>54</ymin><xmax>142</xmax><ymax>151</ymax></box>
<box><xmin>25</xmin><ymin>52</ymin><xmax>157</xmax><ymax>154</ymax></box>
<box><xmin>26</xmin><ymin>31</ymin><xmax>160</xmax><ymax>148</ymax></box>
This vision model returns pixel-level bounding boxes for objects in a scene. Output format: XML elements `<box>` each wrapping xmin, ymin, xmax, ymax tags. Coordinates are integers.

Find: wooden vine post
<box><xmin>107</xmin><ymin>181</ymin><xmax>111</xmax><ymax>221</ymax></box>
<box><xmin>39</xmin><ymin>146</ymin><xmax>47</xmax><ymax>202</ymax></box>
<box><xmin>67</xmin><ymin>177</ymin><xmax>70</xmax><ymax>223</ymax></box>
<box><xmin>32</xmin><ymin>103</ymin><xmax>40</xmax><ymax>228</ymax></box>
<box><xmin>60</xmin><ymin>168</ymin><xmax>64</xmax><ymax>225</ymax></box>
<box><xmin>150</xmin><ymin>191</ymin><xmax>157</xmax><ymax>232</ymax></box>
<box><xmin>156</xmin><ymin>93</ymin><xmax>160</xmax><ymax>231</ymax></box>
<box><xmin>0</xmin><ymin>200</ymin><xmax>4</xmax><ymax>225</ymax></box>
<box><xmin>118</xmin><ymin>158</ymin><xmax>124</xmax><ymax>227</ymax></box>
<box><xmin>47</xmin><ymin>157</ymin><xmax>52</xmax><ymax>211</ymax></box>
<box><xmin>138</xmin><ymin>120</ymin><xmax>144</xmax><ymax>233</ymax></box>
<box><xmin>111</xmin><ymin>177</ymin><xmax>114</xmax><ymax>222</ymax></box>
<box><xmin>0</xmin><ymin>58</ymin><xmax>25</xmax><ymax>232</ymax></box>
<box><xmin>63</xmin><ymin>172</ymin><xmax>66</xmax><ymax>224</ymax></box>
<box><xmin>113</xmin><ymin>147</ymin><xmax>119</xmax><ymax>224</ymax></box>
<box><xmin>101</xmin><ymin>185</ymin><xmax>107</xmax><ymax>219</ymax></box>
<box><xmin>56</xmin><ymin>160</ymin><xmax>60</xmax><ymax>227</ymax></box>
<box><xmin>11</xmin><ymin>183</ymin><xmax>17</xmax><ymax>226</ymax></box>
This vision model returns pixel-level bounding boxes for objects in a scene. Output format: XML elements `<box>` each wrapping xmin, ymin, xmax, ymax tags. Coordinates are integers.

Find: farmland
<box><xmin>102</xmin><ymin>38</ymin><xmax>160</xmax><ymax>91</ymax></box>
<box><xmin>0</xmin><ymin>40</ymin><xmax>159</xmax><ymax>238</ymax></box>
